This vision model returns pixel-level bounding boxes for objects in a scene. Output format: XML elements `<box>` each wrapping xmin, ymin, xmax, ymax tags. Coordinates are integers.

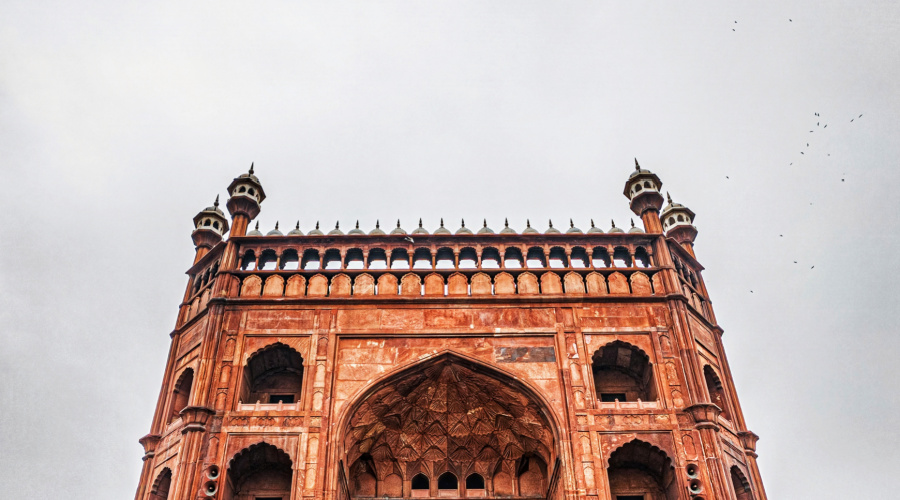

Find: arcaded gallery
<box><xmin>134</xmin><ymin>163</ymin><xmax>766</xmax><ymax>500</ymax></box>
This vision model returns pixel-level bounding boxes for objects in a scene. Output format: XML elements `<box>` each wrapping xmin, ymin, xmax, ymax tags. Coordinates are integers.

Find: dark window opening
<box><xmin>617</xmin><ymin>496</ymin><xmax>644</xmax><ymax>500</ymax></box>
<box><xmin>411</xmin><ymin>474</ymin><xmax>430</xmax><ymax>490</ymax></box>
<box><xmin>438</xmin><ymin>472</ymin><xmax>458</xmax><ymax>490</ymax></box>
<box><xmin>600</xmin><ymin>393</ymin><xmax>627</xmax><ymax>403</ymax></box>
<box><xmin>268</xmin><ymin>394</ymin><xmax>295</xmax><ymax>404</ymax></box>
<box><xmin>465</xmin><ymin>474</ymin><xmax>485</xmax><ymax>489</ymax></box>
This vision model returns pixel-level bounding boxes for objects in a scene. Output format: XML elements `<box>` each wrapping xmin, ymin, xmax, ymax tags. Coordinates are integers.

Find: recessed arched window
<box><xmin>634</xmin><ymin>247</ymin><xmax>651</xmax><ymax>268</ymax></box>
<box><xmin>413</xmin><ymin>248</ymin><xmax>433</xmax><ymax>270</ymax></box>
<box><xmin>390</xmin><ymin>248</ymin><xmax>410</xmax><ymax>270</ymax></box>
<box><xmin>607</xmin><ymin>440</ymin><xmax>677</xmax><ymax>499</ymax></box>
<box><xmin>592</xmin><ymin>341</ymin><xmax>656</xmax><ymax>403</ymax></box>
<box><xmin>345</xmin><ymin>248</ymin><xmax>365</xmax><ymax>270</ymax></box>
<box><xmin>435</xmin><ymin>248</ymin><xmax>455</xmax><ymax>269</ymax></box>
<box><xmin>258</xmin><ymin>249</ymin><xmax>278</xmax><ymax>270</ymax></box>
<box><xmin>280</xmin><ymin>249</ymin><xmax>299</xmax><ymax>270</ymax></box>
<box><xmin>411</xmin><ymin>473</ymin><xmax>430</xmax><ymax>490</ymax></box>
<box><xmin>570</xmin><ymin>247</ymin><xmax>589</xmax><ymax>268</ymax></box>
<box><xmin>149</xmin><ymin>468</ymin><xmax>172</xmax><ymax>500</ymax></box>
<box><xmin>323</xmin><ymin>249</ymin><xmax>342</xmax><ymax>270</ymax></box>
<box><xmin>730</xmin><ymin>466</ymin><xmax>753</xmax><ymax>500</ymax></box>
<box><xmin>240</xmin><ymin>250</ymin><xmax>257</xmax><ymax>271</ymax></box>
<box><xmin>481</xmin><ymin>247</ymin><xmax>501</xmax><ymax>269</ymax></box>
<box><xmin>458</xmin><ymin>248</ymin><xmax>478</xmax><ymax>269</ymax></box>
<box><xmin>438</xmin><ymin>472</ymin><xmax>458</xmax><ymax>491</ymax></box>
<box><xmin>238</xmin><ymin>186</ymin><xmax>247</xmax><ymax>193</ymax></box>
<box><xmin>612</xmin><ymin>247</ymin><xmax>632</xmax><ymax>268</ymax></box>
<box><xmin>301</xmin><ymin>249</ymin><xmax>321</xmax><ymax>270</ymax></box>
<box><xmin>504</xmin><ymin>247</ymin><xmax>524</xmax><ymax>269</ymax></box>
<box><xmin>240</xmin><ymin>344</ymin><xmax>304</xmax><ymax>406</ymax></box>
<box><xmin>526</xmin><ymin>247</ymin><xmax>546</xmax><ymax>269</ymax></box>
<box><xmin>169</xmin><ymin>368</ymin><xmax>194</xmax><ymax>423</ymax></box>
<box><xmin>591</xmin><ymin>248</ymin><xmax>610</xmax><ymax>268</ymax></box>
<box><xmin>704</xmin><ymin>366</ymin><xmax>731</xmax><ymax>420</ymax></box>
<box><xmin>465</xmin><ymin>473</ymin><xmax>485</xmax><ymax>490</ymax></box>
<box><xmin>367</xmin><ymin>248</ymin><xmax>388</xmax><ymax>270</ymax></box>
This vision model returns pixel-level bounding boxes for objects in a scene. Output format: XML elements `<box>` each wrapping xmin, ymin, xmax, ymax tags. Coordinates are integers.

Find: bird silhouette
<box><xmin>824</xmin><ymin>124</ymin><xmax>827</xmax><ymax>128</ymax></box>
<box><xmin>404</xmin><ymin>236</ymin><xmax>414</xmax><ymax>244</ymax></box>
<box><xmin>793</xmin><ymin>261</ymin><xmax>798</xmax><ymax>263</ymax></box>
<box><xmin>726</xmin><ymin>176</ymin><xmax>730</xmax><ymax>179</ymax></box>
<box><xmin>859</xmin><ymin>114</ymin><xmax>863</xmax><ymax>118</ymax></box>
<box><xmin>810</xmin><ymin>266</ymin><xmax>815</xmax><ymax>269</ymax></box>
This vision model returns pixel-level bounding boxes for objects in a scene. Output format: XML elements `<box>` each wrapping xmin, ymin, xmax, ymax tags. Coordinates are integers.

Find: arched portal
<box><xmin>339</xmin><ymin>353</ymin><xmax>559</xmax><ymax>499</ymax></box>
<box><xmin>606</xmin><ymin>440</ymin><xmax>677</xmax><ymax>500</ymax></box>
<box><xmin>239</xmin><ymin>343</ymin><xmax>304</xmax><ymax>406</ymax></box>
<box><xmin>224</xmin><ymin>442</ymin><xmax>293</xmax><ymax>500</ymax></box>
<box><xmin>150</xmin><ymin>468</ymin><xmax>172</xmax><ymax>500</ymax></box>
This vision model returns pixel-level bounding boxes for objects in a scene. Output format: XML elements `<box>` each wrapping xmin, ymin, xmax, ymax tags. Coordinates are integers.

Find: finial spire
<box><xmin>315</xmin><ymin>221</ymin><xmax>320</xmax><ymax>230</ymax></box>
<box><xmin>274</xmin><ymin>221</ymin><xmax>279</xmax><ymax>230</ymax></box>
<box><xmin>440</xmin><ymin>218</ymin><xmax>445</xmax><ymax>227</ymax></box>
<box><xmin>376</xmin><ymin>219</ymin><xmax>380</xmax><ymax>229</ymax></box>
<box><xmin>249</xmin><ymin>162</ymin><xmax>255</xmax><ymax>175</ymax></box>
<box><xmin>505</xmin><ymin>218</ymin><xmax>509</xmax><ymax>228</ymax></box>
<box><xmin>591</xmin><ymin>219</ymin><xmax>596</xmax><ymax>227</ymax></box>
<box><xmin>631</xmin><ymin>218</ymin><xmax>636</xmax><ymax>228</ymax></box>
<box><xmin>634</xmin><ymin>158</ymin><xmax>640</xmax><ymax>171</ymax></box>
<box><xmin>548</xmin><ymin>219</ymin><xmax>554</xmax><ymax>228</ymax></box>
<box><xmin>667</xmin><ymin>191</ymin><xmax>673</xmax><ymax>204</ymax></box>
<box><xmin>355</xmin><ymin>220</ymin><xmax>360</xmax><ymax>229</ymax></box>
<box><xmin>461</xmin><ymin>219</ymin><xmax>466</xmax><ymax>228</ymax></box>
<box><xmin>335</xmin><ymin>221</ymin><xmax>340</xmax><ymax>229</ymax></box>
<box><xmin>570</xmin><ymin>218</ymin><xmax>575</xmax><ymax>228</ymax></box>
<box><xmin>483</xmin><ymin>219</ymin><xmax>488</xmax><ymax>228</ymax></box>
<box><xmin>396</xmin><ymin>219</ymin><xmax>401</xmax><ymax>228</ymax></box>
<box><xmin>418</xmin><ymin>218</ymin><xmax>423</xmax><ymax>228</ymax></box>
<box><xmin>254</xmin><ymin>221</ymin><xmax>259</xmax><ymax>230</ymax></box>
<box><xmin>611</xmin><ymin>219</ymin><xmax>617</xmax><ymax>228</ymax></box>
<box><xmin>295</xmin><ymin>221</ymin><xmax>300</xmax><ymax>230</ymax></box>
<box><xmin>213</xmin><ymin>195</ymin><xmax>219</xmax><ymax>208</ymax></box>
<box><xmin>526</xmin><ymin>219</ymin><xmax>531</xmax><ymax>228</ymax></box>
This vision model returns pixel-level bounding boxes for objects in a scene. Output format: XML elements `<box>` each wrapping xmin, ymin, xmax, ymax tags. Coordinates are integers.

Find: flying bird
<box><xmin>824</xmin><ymin>124</ymin><xmax>827</xmax><ymax>128</ymax></box>
<box><xmin>859</xmin><ymin>114</ymin><xmax>863</xmax><ymax>118</ymax></box>
<box><xmin>404</xmin><ymin>236</ymin><xmax>414</xmax><ymax>244</ymax></box>
<box><xmin>726</xmin><ymin>176</ymin><xmax>730</xmax><ymax>179</ymax></box>
<box><xmin>851</xmin><ymin>119</ymin><xmax>854</xmax><ymax>122</ymax></box>
<box><xmin>810</xmin><ymin>266</ymin><xmax>815</xmax><ymax>269</ymax></box>
<box><xmin>794</xmin><ymin>261</ymin><xmax>798</xmax><ymax>263</ymax></box>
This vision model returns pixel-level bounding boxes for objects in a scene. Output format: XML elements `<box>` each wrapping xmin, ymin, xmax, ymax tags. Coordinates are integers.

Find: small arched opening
<box><xmin>704</xmin><ymin>366</ymin><xmax>731</xmax><ymax>420</ymax></box>
<box><xmin>481</xmin><ymin>247</ymin><xmax>501</xmax><ymax>269</ymax></box>
<box><xmin>323</xmin><ymin>249</ymin><xmax>342</xmax><ymax>270</ymax></box>
<box><xmin>301</xmin><ymin>249</ymin><xmax>321</xmax><ymax>271</ymax></box>
<box><xmin>731</xmin><ymin>465</ymin><xmax>753</xmax><ymax>500</ymax></box>
<box><xmin>240</xmin><ymin>250</ymin><xmax>257</xmax><ymax>271</ymax></box>
<box><xmin>169</xmin><ymin>368</ymin><xmax>194</xmax><ymax>423</ymax></box>
<box><xmin>258</xmin><ymin>249</ymin><xmax>278</xmax><ymax>271</ymax></box>
<box><xmin>367</xmin><ymin>249</ymin><xmax>388</xmax><ymax>270</ymax></box>
<box><xmin>240</xmin><ymin>344</ymin><xmax>304</xmax><ymax>406</ymax></box>
<box><xmin>349</xmin><ymin>454</ymin><xmax>377</xmax><ymax>497</ymax></box>
<box><xmin>438</xmin><ymin>472</ymin><xmax>459</xmax><ymax>493</ymax></box>
<box><xmin>516</xmin><ymin>454</ymin><xmax>548</xmax><ymax>497</ymax></box>
<box><xmin>548</xmin><ymin>247</ymin><xmax>568</xmax><ymax>269</ymax></box>
<box><xmin>224</xmin><ymin>442</ymin><xmax>293</xmax><ymax>500</ymax></box>
<box><xmin>411</xmin><ymin>474</ymin><xmax>430</xmax><ymax>497</ymax></box>
<box><xmin>612</xmin><ymin>247</ymin><xmax>632</xmax><ymax>268</ymax></box>
<box><xmin>413</xmin><ymin>248</ymin><xmax>433</xmax><ymax>270</ymax></box>
<box><xmin>570</xmin><ymin>247</ymin><xmax>589</xmax><ymax>269</ymax></box>
<box><xmin>592</xmin><ymin>342</ymin><xmax>656</xmax><ymax>403</ymax></box>
<box><xmin>465</xmin><ymin>473</ymin><xmax>485</xmax><ymax>491</ymax></box>
<box><xmin>279</xmin><ymin>249</ymin><xmax>299</xmax><ymax>271</ymax></box>
<box><xmin>435</xmin><ymin>248</ymin><xmax>455</xmax><ymax>269</ymax></box>
<box><xmin>607</xmin><ymin>440</ymin><xmax>677</xmax><ymax>500</ymax></box>
<box><xmin>525</xmin><ymin>247</ymin><xmax>546</xmax><ymax>269</ymax></box>
<box><xmin>591</xmin><ymin>248</ymin><xmax>610</xmax><ymax>268</ymax></box>
<box><xmin>458</xmin><ymin>248</ymin><xmax>478</xmax><ymax>269</ymax></box>
<box><xmin>345</xmin><ymin>248</ymin><xmax>365</xmax><ymax>270</ymax></box>
<box><xmin>504</xmin><ymin>247</ymin><xmax>524</xmax><ymax>269</ymax></box>
<box><xmin>390</xmin><ymin>249</ymin><xmax>410</xmax><ymax>270</ymax></box>
<box><xmin>150</xmin><ymin>468</ymin><xmax>172</xmax><ymax>500</ymax></box>
<box><xmin>634</xmin><ymin>247</ymin><xmax>651</xmax><ymax>268</ymax></box>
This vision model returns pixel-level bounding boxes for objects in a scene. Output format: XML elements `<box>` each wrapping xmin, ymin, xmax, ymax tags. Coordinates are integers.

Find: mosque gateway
<box><xmin>135</xmin><ymin>162</ymin><xmax>766</xmax><ymax>500</ymax></box>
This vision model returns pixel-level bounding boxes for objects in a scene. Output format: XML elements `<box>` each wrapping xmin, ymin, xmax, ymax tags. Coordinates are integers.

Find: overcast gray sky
<box><xmin>1</xmin><ymin>1</ymin><xmax>898</xmax><ymax>498</ymax></box>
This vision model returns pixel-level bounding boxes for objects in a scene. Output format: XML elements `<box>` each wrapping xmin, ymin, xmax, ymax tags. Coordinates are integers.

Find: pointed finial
<box><xmin>274</xmin><ymin>221</ymin><xmax>279</xmax><ymax>230</ymax></box>
<box><xmin>335</xmin><ymin>221</ymin><xmax>340</xmax><ymax>229</ymax></box>
<box><xmin>213</xmin><ymin>195</ymin><xmax>219</xmax><ymax>208</ymax></box>
<box><xmin>249</xmin><ymin>162</ymin><xmax>255</xmax><ymax>174</ymax></box>
<box><xmin>548</xmin><ymin>219</ymin><xmax>554</xmax><ymax>228</ymax></box>
<box><xmin>396</xmin><ymin>219</ymin><xmax>401</xmax><ymax>228</ymax></box>
<box><xmin>667</xmin><ymin>191</ymin><xmax>673</xmax><ymax>204</ymax></box>
<box><xmin>570</xmin><ymin>218</ymin><xmax>574</xmax><ymax>228</ymax></box>
<box><xmin>315</xmin><ymin>221</ymin><xmax>320</xmax><ymax>230</ymax></box>
<box><xmin>631</xmin><ymin>218</ymin><xmax>636</xmax><ymax>228</ymax></box>
<box><xmin>295</xmin><ymin>221</ymin><xmax>300</xmax><ymax>230</ymax></box>
<box><xmin>418</xmin><ymin>218</ymin><xmax>423</xmax><ymax>228</ymax></box>
<box><xmin>526</xmin><ymin>219</ymin><xmax>532</xmax><ymax>228</ymax></box>
<box><xmin>355</xmin><ymin>220</ymin><xmax>360</xmax><ymax>229</ymax></box>
<box><xmin>611</xmin><ymin>219</ymin><xmax>617</xmax><ymax>228</ymax></box>
<box><xmin>505</xmin><ymin>218</ymin><xmax>509</xmax><ymax>228</ymax></box>
<box><xmin>254</xmin><ymin>221</ymin><xmax>260</xmax><ymax>230</ymax></box>
<box><xmin>376</xmin><ymin>219</ymin><xmax>381</xmax><ymax>229</ymax></box>
<box><xmin>483</xmin><ymin>219</ymin><xmax>488</xmax><ymax>228</ymax></box>
<box><xmin>591</xmin><ymin>219</ymin><xmax>596</xmax><ymax>228</ymax></box>
<box><xmin>634</xmin><ymin>158</ymin><xmax>640</xmax><ymax>171</ymax></box>
<box><xmin>461</xmin><ymin>219</ymin><xmax>466</xmax><ymax>228</ymax></box>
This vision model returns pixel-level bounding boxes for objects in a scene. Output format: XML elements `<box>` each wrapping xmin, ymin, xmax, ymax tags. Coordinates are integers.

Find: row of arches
<box><xmin>239</xmin><ymin>245</ymin><xmax>653</xmax><ymax>272</ymax></box>
<box><xmin>239</xmin><ymin>270</ymin><xmax>662</xmax><ymax>298</ymax></box>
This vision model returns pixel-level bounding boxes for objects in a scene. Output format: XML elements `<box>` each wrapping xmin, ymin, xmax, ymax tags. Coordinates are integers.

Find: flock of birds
<box><xmin>727</xmin><ymin>17</ymin><xmax>866</xmax><ymax>293</ymax></box>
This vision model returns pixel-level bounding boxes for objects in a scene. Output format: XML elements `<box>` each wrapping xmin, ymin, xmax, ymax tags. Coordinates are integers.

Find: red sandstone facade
<box><xmin>134</xmin><ymin>163</ymin><xmax>767</xmax><ymax>500</ymax></box>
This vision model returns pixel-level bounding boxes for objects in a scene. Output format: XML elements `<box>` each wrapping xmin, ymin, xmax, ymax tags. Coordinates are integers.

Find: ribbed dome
<box><xmin>628</xmin><ymin>158</ymin><xmax>655</xmax><ymax>179</ymax></box>
<box><xmin>522</xmin><ymin>219</ymin><xmax>539</xmax><ymax>234</ymax></box>
<box><xmin>348</xmin><ymin>221</ymin><xmax>365</xmax><ymax>235</ymax></box>
<box><xmin>587</xmin><ymin>219</ymin><xmax>604</xmax><ymax>234</ymax></box>
<box><xmin>287</xmin><ymin>221</ymin><xmax>304</xmax><ymax>236</ymax></box>
<box><xmin>369</xmin><ymin>220</ymin><xmax>386</xmax><ymax>235</ymax></box>
<box><xmin>247</xmin><ymin>221</ymin><xmax>263</xmax><ymax>236</ymax></box>
<box><xmin>238</xmin><ymin>163</ymin><xmax>261</xmax><ymax>184</ymax></box>
<box><xmin>477</xmin><ymin>219</ymin><xmax>494</xmax><ymax>235</ymax></box>
<box><xmin>628</xmin><ymin>219</ymin><xmax>644</xmax><ymax>233</ymax></box>
<box><xmin>609</xmin><ymin>220</ymin><xmax>625</xmax><ymax>233</ymax></box>
<box><xmin>308</xmin><ymin>222</ymin><xmax>324</xmax><ymax>236</ymax></box>
<box><xmin>266</xmin><ymin>221</ymin><xmax>283</xmax><ymax>236</ymax></box>
<box><xmin>202</xmin><ymin>196</ymin><xmax>225</xmax><ymax>216</ymax></box>
<box><xmin>500</xmin><ymin>218</ymin><xmax>516</xmax><ymax>235</ymax></box>
<box><xmin>566</xmin><ymin>219</ymin><xmax>583</xmax><ymax>234</ymax></box>
<box><xmin>328</xmin><ymin>222</ymin><xmax>344</xmax><ymax>236</ymax></box>
<box><xmin>412</xmin><ymin>218</ymin><xmax>429</xmax><ymax>235</ymax></box>
<box><xmin>390</xmin><ymin>220</ymin><xmax>407</xmax><ymax>235</ymax></box>
<box><xmin>456</xmin><ymin>219</ymin><xmax>473</xmax><ymax>235</ymax></box>
<box><xmin>434</xmin><ymin>218</ymin><xmax>451</xmax><ymax>235</ymax></box>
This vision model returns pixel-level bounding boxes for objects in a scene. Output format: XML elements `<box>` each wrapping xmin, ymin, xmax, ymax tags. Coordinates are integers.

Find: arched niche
<box><xmin>224</xmin><ymin>442</ymin><xmax>293</xmax><ymax>500</ymax></box>
<box><xmin>592</xmin><ymin>341</ymin><xmax>657</xmax><ymax>403</ymax></box>
<box><xmin>239</xmin><ymin>343</ymin><xmax>304</xmax><ymax>406</ymax></box>
<box><xmin>704</xmin><ymin>365</ymin><xmax>731</xmax><ymax>420</ymax></box>
<box><xmin>607</xmin><ymin>440</ymin><xmax>677</xmax><ymax>500</ymax></box>
<box><xmin>150</xmin><ymin>468</ymin><xmax>172</xmax><ymax>500</ymax></box>
<box><xmin>169</xmin><ymin>368</ymin><xmax>194</xmax><ymax>423</ymax></box>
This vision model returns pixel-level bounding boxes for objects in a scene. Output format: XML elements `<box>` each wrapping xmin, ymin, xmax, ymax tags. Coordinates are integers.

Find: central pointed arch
<box><xmin>336</xmin><ymin>351</ymin><xmax>562</xmax><ymax>499</ymax></box>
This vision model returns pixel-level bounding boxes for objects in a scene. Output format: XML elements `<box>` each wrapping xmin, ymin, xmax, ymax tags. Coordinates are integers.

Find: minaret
<box><xmin>661</xmin><ymin>192</ymin><xmax>699</xmax><ymax>258</ymax></box>
<box><xmin>190</xmin><ymin>196</ymin><xmax>229</xmax><ymax>264</ymax></box>
<box><xmin>225</xmin><ymin>163</ymin><xmax>265</xmax><ymax>237</ymax></box>
<box><xmin>623</xmin><ymin>158</ymin><xmax>664</xmax><ymax>233</ymax></box>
